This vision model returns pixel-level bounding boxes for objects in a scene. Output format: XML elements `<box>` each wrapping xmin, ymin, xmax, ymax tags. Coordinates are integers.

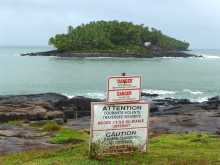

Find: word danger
<box><xmin>108</xmin><ymin>76</ymin><xmax>141</xmax><ymax>90</ymax></box>
<box><xmin>117</xmin><ymin>78</ymin><xmax>133</xmax><ymax>84</ymax></box>
<box><xmin>116</xmin><ymin>90</ymin><xmax>132</xmax><ymax>96</ymax></box>
<box><xmin>107</xmin><ymin>89</ymin><xmax>140</xmax><ymax>103</ymax></box>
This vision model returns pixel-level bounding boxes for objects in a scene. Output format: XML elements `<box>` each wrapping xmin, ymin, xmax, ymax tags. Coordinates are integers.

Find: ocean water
<box><xmin>0</xmin><ymin>47</ymin><xmax>220</xmax><ymax>102</ymax></box>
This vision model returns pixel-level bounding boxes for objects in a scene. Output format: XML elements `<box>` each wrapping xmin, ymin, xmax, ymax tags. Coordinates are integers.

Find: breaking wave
<box><xmin>63</xmin><ymin>92</ymin><xmax>105</xmax><ymax>99</ymax></box>
<box><xmin>63</xmin><ymin>88</ymin><xmax>214</xmax><ymax>103</ymax></box>
<box><xmin>201</xmin><ymin>54</ymin><xmax>220</xmax><ymax>59</ymax></box>
<box><xmin>183</xmin><ymin>89</ymin><xmax>203</xmax><ymax>95</ymax></box>
<box><xmin>142</xmin><ymin>89</ymin><xmax>176</xmax><ymax>95</ymax></box>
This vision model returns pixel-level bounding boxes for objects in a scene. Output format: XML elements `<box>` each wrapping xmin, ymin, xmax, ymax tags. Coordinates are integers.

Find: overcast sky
<box><xmin>0</xmin><ymin>0</ymin><xmax>219</xmax><ymax>49</ymax></box>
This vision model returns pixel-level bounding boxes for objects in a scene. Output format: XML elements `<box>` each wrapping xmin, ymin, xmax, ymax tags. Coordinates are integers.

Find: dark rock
<box><xmin>54</xmin><ymin>96</ymin><xmax>101</xmax><ymax>118</ymax></box>
<box><xmin>27</xmin><ymin>106</ymin><xmax>47</xmax><ymax>121</ymax></box>
<box><xmin>46</xmin><ymin>111</ymin><xmax>64</xmax><ymax>120</ymax></box>
<box><xmin>175</xmin><ymin>99</ymin><xmax>191</xmax><ymax>105</ymax></box>
<box><xmin>141</xmin><ymin>92</ymin><xmax>159</xmax><ymax>97</ymax></box>
<box><xmin>149</xmin><ymin>102</ymin><xmax>159</xmax><ymax>112</ymax></box>
<box><xmin>200</xmin><ymin>103</ymin><xmax>219</xmax><ymax>110</ymax></box>
<box><xmin>0</xmin><ymin>93</ymin><xmax>102</xmax><ymax>122</ymax></box>
<box><xmin>69</xmin><ymin>96</ymin><xmax>100</xmax><ymax>112</ymax></box>
<box><xmin>153</xmin><ymin>98</ymin><xmax>191</xmax><ymax>106</ymax></box>
<box><xmin>0</xmin><ymin>124</ymin><xmax>60</xmax><ymax>155</ymax></box>
<box><xmin>21</xmin><ymin>50</ymin><xmax>59</xmax><ymax>56</ymax></box>
<box><xmin>208</xmin><ymin>96</ymin><xmax>220</xmax><ymax>102</ymax></box>
<box><xmin>0</xmin><ymin>93</ymin><xmax>68</xmax><ymax>105</ymax></box>
<box><xmin>0</xmin><ymin>93</ymin><xmax>68</xmax><ymax>122</ymax></box>
<box><xmin>162</xmin><ymin>105</ymin><xmax>182</xmax><ymax>111</ymax></box>
<box><xmin>21</xmin><ymin>50</ymin><xmax>199</xmax><ymax>58</ymax></box>
<box><xmin>200</xmin><ymin>96</ymin><xmax>220</xmax><ymax>110</ymax></box>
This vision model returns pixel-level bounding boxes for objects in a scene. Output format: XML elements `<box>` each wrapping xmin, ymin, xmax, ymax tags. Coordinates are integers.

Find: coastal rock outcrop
<box><xmin>21</xmin><ymin>50</ymin><xmax>198</xmax><ymax>58</ymax></box>
<box><xmin>0</xmin><ymin>93</ymin><xmax>220</xmax><ymax>155</ymax></box>
<box><xmin>0</xmin><ymin>93</ymin><xmax>101</xmax><ymax>122</ymax></box>
<box><xmin>0</xmin><ymin>93</ymin><xmax>220</xmax><ymax>132</ymax></box>
<box><xmin>200</xmin><ymin>96</ymin><xmax>220</xmax><ymax>110</ymax></box>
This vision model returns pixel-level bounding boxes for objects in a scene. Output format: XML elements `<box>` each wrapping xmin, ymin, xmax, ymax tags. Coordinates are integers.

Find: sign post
<box><xmin>90</xmin><ymin>74</ymin><xmax>149</xmax><ymax>157</ymax></box>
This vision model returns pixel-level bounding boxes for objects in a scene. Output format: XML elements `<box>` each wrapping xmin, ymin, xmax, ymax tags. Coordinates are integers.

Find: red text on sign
<box><xmin>117</xmin><ymin>91</ymin><xmax>132</xmax><ymax>96</ymax></box>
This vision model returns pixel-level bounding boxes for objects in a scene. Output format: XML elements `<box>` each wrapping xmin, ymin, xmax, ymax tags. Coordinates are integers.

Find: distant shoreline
<box><xmin>21</xmin><ymin>50</ymin><xmax>200</xmax><ymax>58</ymax></box>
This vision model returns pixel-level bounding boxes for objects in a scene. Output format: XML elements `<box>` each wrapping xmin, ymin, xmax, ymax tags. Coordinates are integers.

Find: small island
<box><xmin>22</xmin><ymin>21</ymin><xmax>196</xmax><ymax>58</ymax></box>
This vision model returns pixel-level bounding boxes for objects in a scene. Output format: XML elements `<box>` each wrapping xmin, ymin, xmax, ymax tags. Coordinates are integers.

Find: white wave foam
<box><xmin>63</xmin><ymin>92</ymin><xmax>105</xmax><ymax>99</ymax></box>
<box><xmin>159</xmin><ymin>57</ymin><xmax>176</xmax><ymax>59</ymax></box>
<box><xmin>85</xmin><ymin>92</ymin><xmax>105</xmax><ymax>99</ymax></box>
<box><xmin>183</xmin><ymin>89</ymin><xmax>203</xmax><ymax>95</ymax></box>
<box><xmin>62</xmin><ymin>93</ymin><xmax>75</xmax><ymax>99</ymax></box>
<box><xmin>191</xmin><ymin>97</ymin><xmax>208</xmax><ymax>103</ymax></box>
<box><xmin>201</xmin><ymin>54</ymin><xmax>220</xmax><ymax>59</ymax></box>
<box><xmin>142</xmin><ymin>89</ymin><xmax>176</xmax><ymax>95</ymax></box>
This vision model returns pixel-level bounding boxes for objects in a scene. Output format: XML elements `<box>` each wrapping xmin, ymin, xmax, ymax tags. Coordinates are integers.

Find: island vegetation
<box><xmin>48</xmin><ymin>21</ymin><xmax>189</xmax><ymax>55</ymax></box>
<box><xmin>21</xmin><ymin>20</ymin><xmax>194</xmax><ymax>57</ymax></box>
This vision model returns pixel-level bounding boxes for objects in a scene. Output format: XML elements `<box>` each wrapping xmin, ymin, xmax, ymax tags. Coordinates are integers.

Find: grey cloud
<box><xmin>0</xmin><ymin>0</ymin><xmax>220</xmax><ymax>48</ymax></box>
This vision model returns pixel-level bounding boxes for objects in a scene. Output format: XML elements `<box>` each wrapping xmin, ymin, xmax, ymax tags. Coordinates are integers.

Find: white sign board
<box><xmin>90</xmin><ymin>102</ymin><xmax>149</xmax><ymax>155</ymax></box>
<box><xmin>108</xmin><ymin>76</ymin><xmax>141</xmax><ymax>90</ymax></box>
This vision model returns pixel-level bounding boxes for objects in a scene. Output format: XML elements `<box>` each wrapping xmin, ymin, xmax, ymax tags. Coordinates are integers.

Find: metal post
<box><xmin>75</xmin><ymin>111</ymin><xmax>78</xmax><ymax>120</ymax></box>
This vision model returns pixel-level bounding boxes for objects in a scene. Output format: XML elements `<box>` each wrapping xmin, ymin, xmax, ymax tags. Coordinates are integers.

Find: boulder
<box><xmin>46</xmin><ymin>111</ymin><xmax>64</xmax><ymax>120</ymax></box>
<box><xmin>55</xmin><ymin>96</ymin><xmax>101</xmax><ymax>118</ymax></box>
<box><xmin>153</xmin><ymin>98</ymin><xmax>191</xmax><ymax>106</ymax></box>
<box><xmin>0</xmin><ymin>93</ymin><xmax>68</xmax><ymax>105</ymax></box>
<box><xmin>27</xmin><ymin>106</ymin><xmax>47</xmax><ymax>121</ymax></box>
<box><xmin>149</xmin><ymin>102</ymin><xmax>159</xmax><ymax>112</ymax></box>
<box><xmin>200</xmin><ymin>96</ymin><xmax>220</xmax><ymax>110</ymax></box>
<box><xmin>0</xmin><ymin>93</ymin><xmax>70</xmax><ymax>122</ymax></box>
<box><xmin>208</xmin><ymin>96</ymin><xmax>220</xmax><ymax>102</ymax></box>
<box><xmin>141</xmin><ymin>92</ymin><xmax>159</xmax><ymax>97</ymax></box>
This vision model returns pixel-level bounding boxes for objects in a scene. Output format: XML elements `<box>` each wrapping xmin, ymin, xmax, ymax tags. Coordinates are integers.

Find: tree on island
<box><xmin>49</xmin><ymin>21</ymin><xmax>189</xmax><ymax>53</ymax></box>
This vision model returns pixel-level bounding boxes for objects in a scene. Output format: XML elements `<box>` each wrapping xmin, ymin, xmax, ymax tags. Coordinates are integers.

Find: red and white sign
<box><xmin>107</xmin><ymin>75</ymin><xmax>141</xmax><ymax>103</ymax></box>
<box><xmin>108</xmin><ymin>76</ymin><xmax>141</xmax><ymax>90</ymax></box>
<box><xmin>89</xmin><ymin>74</ymin><xmax>148</xmax><ymax>156</ymax></box>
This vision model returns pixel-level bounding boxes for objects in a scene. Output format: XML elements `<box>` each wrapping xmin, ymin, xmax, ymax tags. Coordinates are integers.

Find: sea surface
<box><xmin>0</xmin><ymin>47</ymin><xmax>220</xmax><ymax>102</ymax></box>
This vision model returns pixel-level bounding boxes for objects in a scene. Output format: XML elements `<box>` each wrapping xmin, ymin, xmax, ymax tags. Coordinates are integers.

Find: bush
<box><xmin>42</xmin><ymin>121</ymin><xmax>61</xmax><ymax>132</ymax></box>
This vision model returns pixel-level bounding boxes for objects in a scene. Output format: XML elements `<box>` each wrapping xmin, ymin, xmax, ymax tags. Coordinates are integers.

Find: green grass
<box><xmin>49</xmin><ymin>128</ymin><xmax>87</xmax><ymax>144</ymax></box>
<box><xmin>42</xmin><ymin>121</ymin><xmax>62</xmax><ymax>132</ymax></box>
<box><xmin>5</xmin><ymin>120</ymin><xmax>24</xmax><ymax>126</ymax></box>
<box><xmin>0</xmin><ymin>132</ymin><xmax>220</xmax><ymax>165</ymax></box>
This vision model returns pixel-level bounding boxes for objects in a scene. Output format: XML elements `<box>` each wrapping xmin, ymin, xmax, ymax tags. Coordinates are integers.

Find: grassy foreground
<box><xmin>0</xmin><ymin>130</ymin><xmax>220</xmax><ymax>165</ymax></box>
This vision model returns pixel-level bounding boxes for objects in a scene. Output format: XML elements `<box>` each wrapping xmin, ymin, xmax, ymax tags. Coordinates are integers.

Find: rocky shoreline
<box><xmin>21</xmin><ymin>50</ymin><xmax>199</xmax><ymax>58</ymax></box>
<box><xmin>0</xmin><ymin>92</ymin><xmax>220</xmax><ymax>154</ymax></box>
<box><xmin>0</xmin><ymin>92</ymin><xmax>219</xmax><ymax>131</ymax></box>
